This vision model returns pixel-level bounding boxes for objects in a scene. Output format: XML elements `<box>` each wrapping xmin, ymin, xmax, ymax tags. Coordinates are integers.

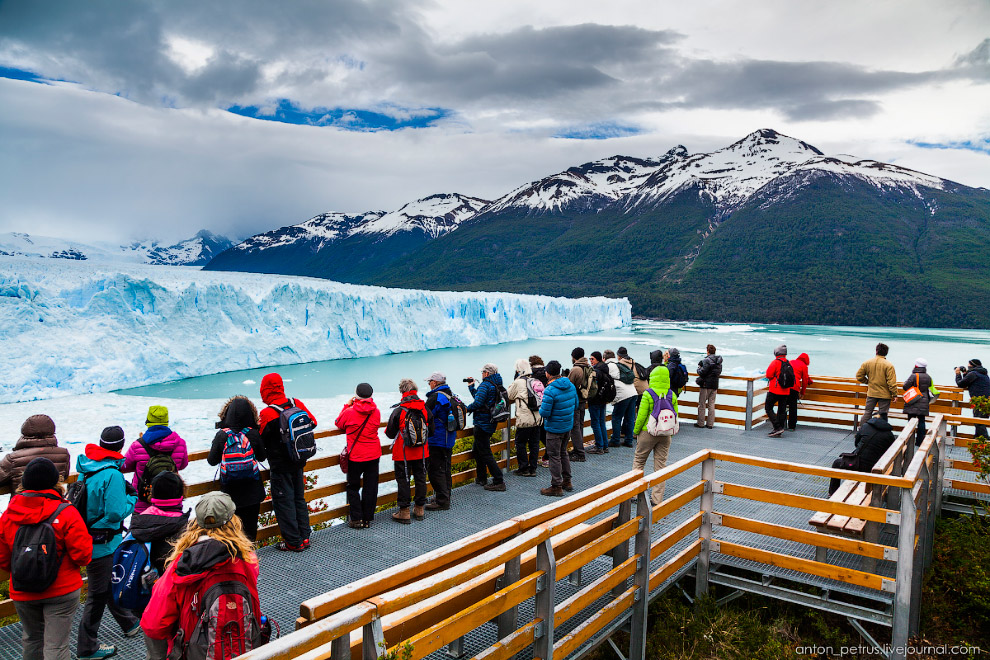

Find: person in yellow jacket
<box><xmin>855</xmin><ymin>342</ymin><xmax>898</xmax><ymax>430</ymax></box>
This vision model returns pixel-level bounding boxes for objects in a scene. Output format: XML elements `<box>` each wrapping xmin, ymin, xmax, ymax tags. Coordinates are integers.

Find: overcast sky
<box><xmin>1</xmin><ymin>0</ymin><xmax>988</xmax><ymax>243</ymax></box>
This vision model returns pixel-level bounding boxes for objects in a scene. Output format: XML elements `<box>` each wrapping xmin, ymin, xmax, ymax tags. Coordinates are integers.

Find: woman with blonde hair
<box><xmin>140</xmin><ymin>491</ymin><xmax>265</xmax><ymax>659</ymax></box>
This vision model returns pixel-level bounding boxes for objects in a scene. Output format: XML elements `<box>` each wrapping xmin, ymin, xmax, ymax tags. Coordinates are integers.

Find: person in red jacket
<box><xmin>335</xmin><ymin>383</ymin><xmax>383</xmax><ymax>529</ymax></box>
<box><xmin>0</xmin><ymin>458</ymin><xmax>93</xmax><ymax>660</ymax></box>
<box><xmin>764</xmin><ymin>345</ymin><xmax>792</xmax><ymax>438</ymax></box>
<box><xmin>786</xmin><ymin>353</ymin><xmax>813</xmax><ymax>432</ymax></box>
<box><xmin>140</xmin><ymin>491</ymin><xmax>261</xmax><ymax>660</ymax></box>
<box><xmin>258</xmin><ymin>372</ymin><xmax>318</xmax><ymax>552</ymax></box>
<box><xmin>385</xmin><ymin>379</ymin><xmax>430</xmax><ymax>524</ymax></box>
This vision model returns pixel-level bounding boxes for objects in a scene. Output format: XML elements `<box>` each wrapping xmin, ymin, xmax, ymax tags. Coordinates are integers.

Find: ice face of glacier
<box><xmin>0</xmin><ymin>257</ymin><xmax>631</xmax><ymax>403</ymax></box>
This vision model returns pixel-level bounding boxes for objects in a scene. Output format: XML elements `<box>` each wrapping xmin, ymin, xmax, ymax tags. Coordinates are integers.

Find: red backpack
<box><xmin>171</xmin><ymin>564</ymin><xmax>264</xmax><ymax>660</ymax></box>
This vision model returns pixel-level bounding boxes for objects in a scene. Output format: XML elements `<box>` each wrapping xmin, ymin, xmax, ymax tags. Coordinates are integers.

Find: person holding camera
<box><xmin>466</xmin><ymin>364</ymin><xmax>507</xmax><ymax>491</ymax></box>
<box><xmin>956</xmin><ymin>359</ymin><xmax>990</xmax><ymax>439</ymax></box>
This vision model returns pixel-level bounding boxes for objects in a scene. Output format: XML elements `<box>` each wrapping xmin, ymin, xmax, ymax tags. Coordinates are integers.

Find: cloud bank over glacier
<box><xmin>0</xmin><ymin>257</ymin><xmax>630</xmax><ymax>403</ymax></box>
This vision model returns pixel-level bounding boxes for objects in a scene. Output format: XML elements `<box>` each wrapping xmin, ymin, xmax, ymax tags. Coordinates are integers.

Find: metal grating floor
<box><xmin>0</xmin><ymin>423</ymin><xmax>896</xmax><ymax>659</ymax></box>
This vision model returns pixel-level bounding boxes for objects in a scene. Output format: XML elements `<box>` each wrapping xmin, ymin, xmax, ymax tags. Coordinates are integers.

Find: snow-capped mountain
<box><xmin>351</xmin><ymin>193</ymin><xmax>490</xmax><ymax>239</ymax></box>
<box><xmin>230</xmin><ymin>212</ymin><xmax>385</xmax><ymax>253</ymax></box>
<box><xmin>0</xmin><ymin>229</ymin><xmax>234</xmax><ymax>266</ymax></box>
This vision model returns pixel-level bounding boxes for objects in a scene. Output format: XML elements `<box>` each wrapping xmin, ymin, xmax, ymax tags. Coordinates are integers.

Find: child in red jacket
<box><xmin>0</xmin><ymin>458</ymin><xmax>93</xmax><ymax>660</ymax></box>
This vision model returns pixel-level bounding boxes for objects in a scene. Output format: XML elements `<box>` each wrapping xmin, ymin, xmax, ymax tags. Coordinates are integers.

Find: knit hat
<box><xmin>100</xmin><ymin>426</ymin><xmax>125</xmax><ymax>453</ymax></box>
<box><xmin>617</xmin><ymin>347</ymin><xmax>629</xmax><ymax>357</ymax></box>
<box><xmin>970</xmin><ymin>359</ymin><xmax>983</xmax><ymax>368</ymax></box>
<box><xmin>649</xmin><ymin>349</ymin><xmax>663</xmax><ymax>364</ymax></box>
<box><xmin>195</xmin><ymin>491</ymin><xmax>236</xmax><ymax>529</ymax></box>
<box><xmin>355</xmin><ymin>382</ymin><xmax>374</xmax><ymax>398</ymax></box>
<box><xmin>22</xmin><ymin>457</ymin><xmax>60</xmax><ymax>491</ymax></box>
<box><xmin>774</xmin><ymin>345</ymin><xmax>788</xmax><ymax>357</ymax></box>
<box><xmin>591</xmin><ymin>351</ymin><xmax>603</xmax><ymax>362</ymax></box>
<box><xmin>546</xmin><ymin>360</ymin><xmax>562</xmax><ymax>376</ymax></box>
<box><xmin>20</xmin><ymin>414</ymin><xmax>55</xmax><ymax>439</ymax></box>
<box><xmin>151</xmin><ymin>471</ymin><xmax>185</xmax><ymax>500</ymax></box>
<box><xmin>915</xmin><ymin>358</ymin><xmax>928</xmax><ymax>368</ymax></box>
<box><xmin>146</xmin><ymin>405</ymin><xmax>169</xmax><ymax>427</ymax></box>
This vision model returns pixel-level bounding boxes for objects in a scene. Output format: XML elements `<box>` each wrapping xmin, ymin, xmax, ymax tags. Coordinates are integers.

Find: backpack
<box><xmin>596</xmin><ymin>369</ymin><xmax>617</xmax><ymax>403</ymax></box>
<box><xmin>633</xmin><ymin>363</ymin><xmax>649</xmax><ymax>381</ymax></box>
<box><xmin>139</xmin><ymin>440</ymin><xmax>178</xmax><ymax>504</ymax></box>
<box><xmin>447</xmin><ymin>393</ymin><xmax>469</xmax><ymax>432</ymax></box>
<box><xmin>270</xmin><ymin>399</ymin><xmax>316</xmax><ymax>465</ymax></box>
<box><xmin>219</xmin><ymin>429</ymin><xmax>259</xmax><ymax>484</ymax></box>
<box><xmin>10</xmin><ymin>495</ymin><xmax>70</xmax><ymax>593</ymax></box>
<box><xmin>170</xmin><ymin>565</ymin><xmax>264</xmax><ymax>660</ymax></box>
<box><xmin>616</xmin><ymin>361</ymin><xmax>635</xmax><ymax>385</ymax></box>
<box><xmin>524</xmin><ymin>377</ymin><xmax>545</xmax><ymax>412</ymax></box>
<box><xmin>645</xmin><ymin>388</ymin><xmax>678</xmax><ymax>436</ymax></box>
<box><xmin>489</xmin><ymin>384</ymin><xmax>512</xmax><ymax>424</ymax></box>
<box><xmin>400</xmin><ymin>406</ymin><xmax>428</xmax><ymax>448</ymax></box>
<box><xmin>111</xmin><ymin>533</ymin><xmax>157</xmax><ymax>612</ymax></box>
<box><xmin>668</xmin><ymin>363</ymin><xmax>688</xmax><ymax>393</ymax></box>
<box><xmin>66</xmin><ymin>465</ymin><xmax>118</xmax><ymax>544</ymax></box>
<box><xmin>580</xmin><ymin>365</ymin><xmax>599</xmax><ymax>401</ymax></box>
<box><xmin>776</xmin><ymin>359</ymin><xmax>796</xmax><ymax>390</ymax></box>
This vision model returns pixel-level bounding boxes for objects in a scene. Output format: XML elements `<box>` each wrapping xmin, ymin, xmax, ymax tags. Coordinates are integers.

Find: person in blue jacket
<box><xmin>76</xmin><ymin>426</ymin><xmax>140</xmax><ymax>660</ymax></box>
<box><xmin>538</xmin><ymin>360</ymin><xmax>578</xmax><ymax>497</ymax></box>
<box><xmin>466</xmin><ymin>363</ymin><xmax>506</xmax><ymax>492</ymax></box>
<box><xmin>425</xmin><ymin>372</ymin><xmax>457</xmax><ymax>510</ymax></box>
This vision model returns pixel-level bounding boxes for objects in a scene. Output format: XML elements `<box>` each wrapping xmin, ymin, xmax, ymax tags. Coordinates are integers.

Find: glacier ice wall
<box><xmin>0</xmin><ymin>257</ymin><xmax>630</xmax><ymax>402</ymax></box>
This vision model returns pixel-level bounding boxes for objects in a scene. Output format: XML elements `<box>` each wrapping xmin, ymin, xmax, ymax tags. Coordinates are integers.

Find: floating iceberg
<box><xmin>0</xmin><ymin>257</ymin><xmax>630</xmax><ymax>402</ymax></box>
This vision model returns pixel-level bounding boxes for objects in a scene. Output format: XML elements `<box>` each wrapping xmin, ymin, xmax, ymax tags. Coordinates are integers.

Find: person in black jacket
<box><xmin>903</xmin><ymin>358</ymin><xmax>934</xmax><ymax>446</ymax></box>
<box><xmin>207</xmin><ymin>396</ymin><xmax>267</xmax><ymax>541</ymax></box>
<box><xmin>129</xmin><ymin>472</ymin><xmax>190</xmax><ymax>575</ymax></box>
<box><xmin>586</xmin><ymin>352</ymin><xmax>611</xmax><ymax>454</ymax></box>
<box><xmin>529</xmin><ymin>356</ymin><xmax>549</xmax><ymax>465</ymax></box>
<box><xmin>828</xmin><ymin>418</ymin><xmax>895</xmax><ymax>495</ymax></box>
<box><xmin>695</xmin><ymin>345</ymin><xmax>723</xmax><ymax>429</ymax></box>
<box><xmin>956</xmin><ymin>358</ymin><xmax>990</xmax><ymax>439</ymax></box>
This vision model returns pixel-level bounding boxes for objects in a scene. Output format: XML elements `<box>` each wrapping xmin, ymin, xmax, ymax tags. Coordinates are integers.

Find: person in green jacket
<box><xmin>76</xmin><ymin>426</ymin><xmax>141</xmax><ymax>660</ymax></box>
<box><xmin>633</xmin><ymin>367</ymin><xmax>680</xmax><ymax>506</ymax></box>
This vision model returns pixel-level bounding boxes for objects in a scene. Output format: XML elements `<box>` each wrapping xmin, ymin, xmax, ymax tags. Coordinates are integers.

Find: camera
<box><xmin>957</xmin><ymin>366</ymin><xmax>968</xmax><ymax>372</ymax></box>
<box><xmin>463</xmin><ymin>378</ymin><xmax>474</xmax><ymax>383</ymax></box>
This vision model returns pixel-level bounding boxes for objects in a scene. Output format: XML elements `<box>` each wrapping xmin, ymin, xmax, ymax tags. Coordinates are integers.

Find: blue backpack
<box><xmin>111</xmin><ymin>534</ymin><xmax>158</xmax><ymax>612</ymax></box>
<box><xmin>219</xmin><ymin>429</ymin><xmax>259</xmax><ymax>484</ymax></box>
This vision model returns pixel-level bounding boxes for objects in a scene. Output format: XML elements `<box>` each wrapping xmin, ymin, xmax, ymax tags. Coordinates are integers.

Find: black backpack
<box><xmin>400</xmin><ymin>406</ymin><xmax>428</xmax><ymax>448</ymax></box>
<box><xmin>776</xmin><ymin>358</ymin><xmax>796</xmax><ymax>390</ymax></box>
<box><xmin>66</xmin><ymin>466</ymin><xmax>117</xmax><ymax>544</ymax></box>
<box><xmin>668</xmin><ymin>363</ymin><xmax>688</xmax><ymax>393</ymax></box>
<box><xmin>633</xmin><ymin>363</ymin><xmax>649</xmax><ymax>381</ymax></box>
<box><xmin>270</xmin><ymin>399</ymin><xmax>317</xmax><ymax>464</ymax></box>
<box><xmin>10</xmin><ymin>494</ymin><xmax>70</xmax><ymax>593</ymax></box>
<box><xmin>138</xmin><ymin>440</ymin><xmax>177</xmax><ymax>504</ymax></box>
<box><xmin>596</xmin><ymin>370</ymin><xmax>617</xmax><ymax>403</ymax></box>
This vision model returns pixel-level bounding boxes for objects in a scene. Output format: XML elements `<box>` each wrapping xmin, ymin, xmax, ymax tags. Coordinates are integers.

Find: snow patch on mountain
<box><xmin>796</xmin><ymin>156</ymin><xmax>946</xmax><ymax>191</ymax></box>
<box><xmin>0</xmin><ymin>256</ymin><xmax>630</xmax><ymax>402</ymax></box>
<box><xmin>232</xmin><ymin>212</ymin><xmax>384</xmax><ymax>253</ymax></box>
<box><xmin>351</xmin><ymin>193</ymin><xmax>490</xmax><ymax>239</ymax></box>
<box><xmin>0</xmin><ymin>230</ymin><xmax>234</xmax><ymax>266</ymax></box>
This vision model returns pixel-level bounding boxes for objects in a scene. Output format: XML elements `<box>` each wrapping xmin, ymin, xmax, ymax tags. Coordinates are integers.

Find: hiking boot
<box><xmin>513</xmin><ymin>468</ymin><xmax>529</xmax><ymax>476</ymax></box>
<box><xmin>539</xmin><ymin>458</ymin><xmax>550</xmax><ymax>468</ymax></box>
<box><xmin>79</xmin><ymin>645</ymin><xmax>117</xmax><ymax>660</ymax></box>
<box><xmin>602</xmin><ymin>446</ymin><xmax>609</xmax><ymax>453</ymax></box>
<box><xmin>622</xmin><ymin>441</ymin><xmax>634</xmax><ymax>448</ymax></box>
<box><xmin>569</xmin><ymin>452</ymin><xmax>586</xmax><ymax>462</ymax></box>
<box><xmin>541</xmin><ymin>485</ymin><xmax>564</xmax><ymax>497</ymax></box>
<box><xmin>302</xmin><ymin>538</ymin><xmax>311</xmax><ymax>550</ymax></box>
<box><xmin>425</xmin><ymin>502</ymin><xmax>449</xmax><ymax>511</ymax></box>
<box><xmin>522</xmin><ymin>469</ymin><xmax>538</xmax><ymax>477</ymax></box>
<box><xmin>392</xmin><ymin>508</ymin><xmax>412</xmax><ymax>524</ymax></box>
<box><xmin>475</xmin><ymin>478</ymin><xmax>488</xmax><ymax>486</ymax></box>
<box><xmin>363</xmin><ymin>520</ymin><xmax>372</xmax><ymax>529</ymax></box>
<box><xmin>275</xmin><ymin>541</ymin><xmax>304</xmax><ymax>552</ymax></box>
<box><xmin>768</xmin><ymin>428</ymin><xmax>784</xmax><ymax>438</ymax></box>
<box><xmin>348</xmin><ymin>520</ymin><xmax>364</xmax><ymax>529</ymax></box>
<box><xmin>123</xmin><ymin>622</ymin><xmax>143</xmax><ymax>637</ymax></box>
<box><xmin>561</xmin><ymin>479</ymin><xmax>574</xmax><ymax>492</ymax></box>
<box><xmin>587</xmin><ymin>447</ymin><xmax>604</xmax><ymax>455</ymax></box>
<box><xmin>484</xmin><ymin>482</ymin><xmax>507</xmax><ymax>492</ymax></box>
<box><xmin>693</xmin><ymin>423</ymin><xmax>705</xmax><ymax>428</ymax></box>
<box><xmin>608</xmin><ymin>441</ymin><xmax>621</xmax><ymax>448</ymax></box>
<box><xmin>413</xmin><ymin>505</ymin><xmax>426</xmax><ymax>520</ymax></box>
<box><xmin>706</xmin><ymin>425</ymin><xmax>714</xmax><ymax>429</ymax></box>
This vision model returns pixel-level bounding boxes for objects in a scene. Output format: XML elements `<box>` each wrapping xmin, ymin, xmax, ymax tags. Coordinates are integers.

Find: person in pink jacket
<box><xmin>123</xmin><ymin>405</ymin><xmax>189</xmax><ymax>514</ymax></box>
<box><xmin>335</xmin><ymin>383</ymin><xmax>383</xmax><ymax>529</ymax></box>
<box><xmin>786</xmin><ymin>353</ymin><xmax>813</xmax><ymax>431</ymax></box>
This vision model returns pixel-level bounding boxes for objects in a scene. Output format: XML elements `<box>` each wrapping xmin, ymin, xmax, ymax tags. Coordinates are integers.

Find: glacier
<box><xmin>0</xmin><ymin>256</ymin><xmax>630</xmax><ymax>403</ymax></box>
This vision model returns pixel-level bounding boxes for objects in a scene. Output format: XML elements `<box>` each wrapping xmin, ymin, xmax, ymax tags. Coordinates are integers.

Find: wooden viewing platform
<box><xmin>0</xmin><ymin>374</ymin><xmax>985</xmax><ymax>660</ymax></box>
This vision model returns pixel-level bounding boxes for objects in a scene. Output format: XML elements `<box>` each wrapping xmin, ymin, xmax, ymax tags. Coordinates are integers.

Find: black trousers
<box><xmin>473</xmin><ymin>428</ymin><xmax>504</xmax><ymax>484</ymax></box>
<box><xmin>395</xmin><ymin>459</ymin><xmax>427</xmax><ymax>508</ymax></box>
<box><xmin>515</xmin><ymin>426</ymin><xmax>541</xmax><ymax>472</ymax></box>
<box><xmin>235</xmin><ymin>503</ymin><xmax>261</xmax><ymax>542</ymax></box>
<box><xmin>765</xmin><ymin>392</ymin><xmax>788</xmax><ymax>431</ymax></box>
<box><xmin>906</xmin><ymin>414</ymin><xmax>927</xmax><ymax>447</ymax></box>
<box><xmin>270</xmin><ymin>467</ymin><xmax>310</xmax><ymax>546</ymax></box>
<box><xmin>785</xmin><ymin>391</ymin><xmax>799</xmax><ymax>430</ymax></box>
<box><xmin>77</xmin><ymin>554</ymin><xmax>139</xmax><ymax>656</ymax></box>
<box><xmin>427</xmin><ymin>447</ymin><xmax>453</xmax><ymax>507</ymax></box>
<box><xmin>975</xmin><ymin>408</ymin><xmax>989</xmax><ymax>440</ymax></box>
<box><xmin>346</xmin><ymin>458</ymin><xmax>380</xmax><ymax>522</ymax></box>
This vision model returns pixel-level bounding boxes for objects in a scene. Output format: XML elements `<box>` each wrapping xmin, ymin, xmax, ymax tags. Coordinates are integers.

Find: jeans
<box><xmin>697</xmin><ymin>388</ymin><xmax>717</xmax><ymax>427</ymax></box>
<box><xmin>546</xmin><ymin>432</ymin><xmax>571</xmax><ymax>486</ymax></box>
<box><xmin>786</xmin><ymin>391</ymin><xmax>800</xmax><ymax>430</ymax></box>
<box><xmin>472</xmin><ymin>428</ymin><xmax>504</xmax><ymax>484</ymax></box>
<box><xmin>347</xmin><ymin>458</ymin><xmax>380</xmax><ymax>521</ymax></box>
<box><xmin>514</xmin><ymin>426</ymin><xmax>540</xmax><ymax>472</ymax></box>
<box><xmin>765</xmin><ymin>392</ymin><xmax>787</xmax><ymax>431</ymax></box>
<box><xmin>588</xmin><ymin>404</ymin><xmax>607</xmax><ymax>449</ymax></box>
<box><xmin>395</xmin><ymin>459</ymin><xmax>427</xmax><ymax>508</ymax></box>
<box><xmin>14</xmin><ymin>588</ymin><xmax>80</xmax><ymax>660</ymax></box>
<box><xmin>235</xmin><ymin>503</ymin><xmax>260</xmax><ymax>542</ymax></box>
<box><xmin>907</xmin><ymin>414</ymin><xmax>927</xmax><ymax>447</ymax></box>
<box><xmin>569</xmin><ymin>402</ymin><xmax>587</xmax><ymax>457</ymax></box>
<box><xmin>610</xmin><ymin>396</ymin><xmax>636</xmax><ymax>445</ymax></box>
<box><xmin>78</xmin><ymin>554</ymin><xmax>140</xmax><ymax>656</ymax></box>
<box><xmin>427</xmin><ymin>447</ymin><xmax>452</xmax><ymax>507</ymax></box>
<box><xmin>632</xmin><ymin>430</ymin><xmax>672</xmax><ymax>506</ymax></box>
<box><xmin>269</xmin><ymin>467</ymin><xmax>310</xmax><ymax>546</ymax></box>
<box><xmin>861</xmin><ymin>397</ymin><xmax>892</xmax><ymax>430</ymax></box>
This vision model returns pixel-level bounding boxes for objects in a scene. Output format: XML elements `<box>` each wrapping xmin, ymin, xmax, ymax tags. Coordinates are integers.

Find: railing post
<box><xmin>610</xmin><ymin>498</ymin><xmax>633</xmax><ymax>597</ymax></box>
<box><xmin>362</xmin><ymin>617</ymin><xmax>385</xmax><ymax>660</ymax></box>
<box><xmin>695</xmin><ymin>457</ymin><xmax>715</xmax><ymax>601</ymax></box>
<box><xmin>534</xmin><ymin>539</ymin><xmax>557</xmax><ymax>660</ymax></box>
<box><xmin>629</xmin><ymin>491</ymin><xmax>653</xmax><ymax>660</ymax></box>
<box><xmin>502</xmin><ymin>420</ymin><xmax>511</xmax><ymax>465</ymax></box>
<box><xmin>497</xmin><ymin>555</ymin><xmax>522</xmax><ymax>644</ymax></box>
<box><xmin>744</xmin><ymin>380</ymin><xmax>754</xmax><ymax>431</ymax></box>
<box><xmin>910</xmin><ymin>465</ymin><xmax>929</xmax><ymax>638</ymax></box>
<box><xmin>934</xmin><ymin>418</ymin><xmax>947</xmax><ymax>516</ymax></box>
<box><xmin>331</xmin><ymin>631</ymin><xmax>351</xmax><ymax>660</ymax></box>
<box><xmin>890</xmin><ymin>483</ymin><xmax>917</xmax><ymax>659</ymax></box>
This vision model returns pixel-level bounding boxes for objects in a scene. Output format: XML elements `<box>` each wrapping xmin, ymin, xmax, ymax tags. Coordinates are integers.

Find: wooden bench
<box><xmin>808</xmin><ymin>419</ymin><xmax>917</xmax><ymax>570</ymax></box>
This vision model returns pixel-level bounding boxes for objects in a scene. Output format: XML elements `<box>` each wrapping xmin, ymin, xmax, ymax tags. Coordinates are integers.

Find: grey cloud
<box><xmin>180</xmin><ymin>50</ymin><xmax>262</xmax><ymax>103</ymax></box>
<box><xmin>783</xmin><ymin>99</ymin><xmax>882</xmax><ymax>121</ymax></box>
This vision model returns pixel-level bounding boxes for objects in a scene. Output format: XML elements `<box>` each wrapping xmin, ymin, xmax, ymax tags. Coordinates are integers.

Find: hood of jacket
<box><xmin>648</xmin><ymin>364</ymin><xmax>672</xmax><ymax>394</ymax></box>
<box><xmin>4</xmin><ymin>490</ymin><xmax>66</xmax><ymax>526</ymax></box>
<box><xmin>398</xmin><ymin>391</ymin><xmax>427</xmax><ymax>413</ymax></box>
<box><xmin>351</xmin><ymin>397</ymin><xmax>378</xmax><ymax>414</ymax></box>
<box><xmin>130</xmin><ymin>507</ymin><xmax>190</xmax><ymax>543</ymax></box>
<box><xmin>77</xmin><ymin>444</ymin><xmax>124</xmax><ymax>474</ymax></box>
<box><xmin>173</xmin><ymin>537</ymin><xmax>237</xmax><ymax>583</ymax></box>
<box><xmin>260</xmin><ymin>373</ymin><xmax>287</xmax><ymax>405</ymax></box>
<box><xmin>222</xmin><ymin>397</ymin><xmax>258</xmax><ymax>430</ymax></box>
<box><xmin>911</xmin><ymin>366</ymin><xmax>927</xmax><ymax>374</ymax></box>
<box><xmin>484</xmin><ymin>373</ymin><xmax>504</xmax><ymax>388</ymax></box>
<box><xmin>572</xmin><ymin>357</ymin><xmax>590</xmax><ymax>369</ymax></box>
<box><xmin>701</xmin><ymin>354</ymin><xmax>723</xmax><ymax>367</ymax></box>
<box><xmin>142</xmin><ymin>426</ymin><xmax>180</xmax><ymax>448</ymax></box>
<box><xmin>546</xmin><ymin>376</ymin><xmax>574</xmax><ymax>396</ymax></box>
<box><xmin>668</xmin><ymin>348</ymin><xmax>681</xmax><ymax>361</ymax></box>
<box><xmin>13</xmin><ymin>434</ymin><xmax>59</xmax><ymax>451</ymax></box>
<box><xmin>20</xmin><ymin>414</ymin><xmax>56</xmax><ymax>439</ymax></box>
<box><xmin>649</xmin><ymin>350</ymin><xmax>663</xmax><ymax>365</ymax></box>
<box><xmin>796</xmin><ymin>353</ymin><xmax>810</xmax><ymax>366</ymax></box>
<box><xmin>514</xmin><ymin>359</ymin><xmax>532</xmax><ymax>378</ymax></box>
<box><xmin>973</xmin><ymin>367</ymin><xmax>989</xmax><ymax>376</ymax></box>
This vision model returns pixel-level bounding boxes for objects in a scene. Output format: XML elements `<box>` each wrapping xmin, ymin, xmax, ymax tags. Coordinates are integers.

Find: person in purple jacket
<box><xmin>123</xmin><ymin>405</ymin><xmax>189</xmax><ymax>514</ymax></box>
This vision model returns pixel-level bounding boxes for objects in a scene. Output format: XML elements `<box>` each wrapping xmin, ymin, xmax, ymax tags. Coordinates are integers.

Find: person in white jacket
<box><xmin>606</xmin><ymin>349</ymin><xmax>638</xmax><ymax>447</ymax></box>
<box><xmin>507</xmin><ymin>358</ymin><xmax>543</xmax><ymax>477</ymax></box>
